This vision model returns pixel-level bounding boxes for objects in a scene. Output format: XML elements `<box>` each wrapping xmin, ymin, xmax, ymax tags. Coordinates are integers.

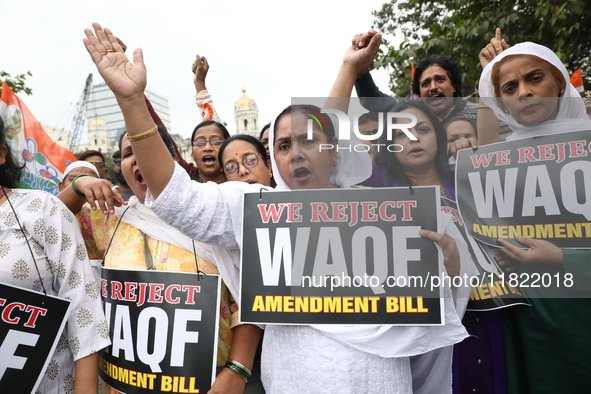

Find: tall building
<box><xmin>86</xmin><ymin>117</ymin><xmax>110</xmax><ymax>153</ymax></box>
<box><xmin>86</xmin><ymin>83</ymin><xmax>172</xmax><ymax>151</ymax></box>
<box><xmin>234</xmin><ymin>87</ymin><xmax>259</xmax><ymax>137</ymax></box>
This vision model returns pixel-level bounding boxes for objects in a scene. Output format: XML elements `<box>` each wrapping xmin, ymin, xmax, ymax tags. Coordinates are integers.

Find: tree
<box><xmin>0</xmin><ymin>70</ymin><xmax>33</xmax><ymax>96</ymax></box>
<box><xmin>372</xmin><ymin>0</ymin><xmax>591</xmax><ymax>97</ymax></box>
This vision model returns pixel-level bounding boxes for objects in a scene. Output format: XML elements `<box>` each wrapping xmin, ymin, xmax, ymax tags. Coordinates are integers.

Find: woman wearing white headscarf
<box><xmin>261</xmin><ymin>101</ymin><xmax>477</xmax><ymax>393</ymax></box>
<box><xmin>478</xmin><ymin>41</ymin><xmax>591</xmax><ymax>393</ymax></box>
<box><xmin>479</xmin><ymin>41</ymin><xmax>591</xmax><ymax>139</ymax></box>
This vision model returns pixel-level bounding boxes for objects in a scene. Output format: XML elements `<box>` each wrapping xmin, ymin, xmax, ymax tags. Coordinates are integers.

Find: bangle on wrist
<box><xmin>225</xmin><ymin>359</ymin><xmax>251</xmax><ymax>383</ymax></box>
<box><xmin>127</xmin><ymin>125</ymin><xmax>158</xmax><ymax>142</ymax></box>
<box><xmin>71</xmin><ymin>174</ymin><xmax>88</xmax><ymax>197</ymax></box>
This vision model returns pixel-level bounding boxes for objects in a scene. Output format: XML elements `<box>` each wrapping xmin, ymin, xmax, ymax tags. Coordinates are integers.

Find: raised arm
<box><xmin>192</xmin><ymin>55</ymin><xmax>222</xmax><ymax>122</ymax></box>
<box><xmin>479</xmin><ymin>28</ymin><xmax>509</xmax><ymax>69</ymax></box>
<box><xmin>83</xmin><ymin>23</ymin><xmax>174</xmax><ymax>199</ymax></box>
<box><xmin>326</xmin><ymin>31</ymin><xmax>382</xmax><ymax>114</ymax></box>
<box><xmin>193</xmin><ymin>55</ymin><xmax>209</xmax><ymax>93</ymax></box>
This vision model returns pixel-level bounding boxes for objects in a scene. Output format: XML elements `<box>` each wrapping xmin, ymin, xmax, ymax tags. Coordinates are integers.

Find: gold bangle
<box><xmin>127</xmin><ymin>125</ymin><xmax>158</xmax><ymax>142</ymax></box>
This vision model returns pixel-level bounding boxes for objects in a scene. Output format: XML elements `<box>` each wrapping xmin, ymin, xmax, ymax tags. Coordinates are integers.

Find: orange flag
<box><xmin>410</xmin><ymin>62</ymin><xmax>416</xmax><ymax>99</ymax></box>
<box><xmin>570</xmin><ymin>69</ymin><xmax>584</xmax><ymax>93</ymax></box>
<box><xmin>0</xmin><ymin>81</ymin><xmax>77</xmax><ymax>194</ymax></box>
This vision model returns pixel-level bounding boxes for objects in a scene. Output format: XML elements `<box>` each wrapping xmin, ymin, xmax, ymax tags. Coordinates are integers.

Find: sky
<box><xmin>1</xmin><ymin>0</ymin><xmax>394</xmax><ymax>140</ymax></box>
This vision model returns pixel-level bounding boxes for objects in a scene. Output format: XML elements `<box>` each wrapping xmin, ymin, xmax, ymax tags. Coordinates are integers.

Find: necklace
<box><xmin>440</xmin><ymin>103</ymin><xmax>456</xmax><ymax>121</ymax></box>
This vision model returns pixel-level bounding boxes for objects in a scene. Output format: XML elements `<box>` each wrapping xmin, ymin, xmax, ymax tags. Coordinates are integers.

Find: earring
<box><xmin>502</xmin><ymin>107</ymin><xmax>509</xmax><ymax>114</ymax></box>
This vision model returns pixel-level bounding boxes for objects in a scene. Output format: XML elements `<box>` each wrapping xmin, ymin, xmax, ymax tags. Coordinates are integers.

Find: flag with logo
<box><xmin>570</xmin><ymin>69</ymin><xmax>584</xmax><ymax>93</ymax></box>
<box><xmin>410</xmin><ymin>62</ymin><xmax>417</xmax><ymax>99</ymax></box>
<box><xmin>0</xmin><ymin>82</ymin><xmax>77</xmax><ymax>194</ymax></box>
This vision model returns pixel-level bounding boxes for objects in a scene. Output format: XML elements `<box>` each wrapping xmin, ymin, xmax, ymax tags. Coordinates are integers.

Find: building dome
<box><xmin>234</xmin><ymin>87</ymin><xmax>260</xmax><ymax>137</ymax></box>
<box><xmin>88</xmin><ymin>117</ymin><xmax>108</xmax><ymax>129</ymax></box>
<box><xmin>235</xmin><ymin>87</ymin><xmax>254</xmax><ymax>109</ymax></box>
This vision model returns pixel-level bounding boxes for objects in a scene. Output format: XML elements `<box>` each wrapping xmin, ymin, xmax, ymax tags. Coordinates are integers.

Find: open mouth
<box><xmin>292</xmin><ymin>166</ymin><xmax>311</xmax><ymax>183</ymax></box>
<box><xmin>427</xmin><ymin>93</ymin><xmax>445</xmax><ymax>104</ymax></box>
<box><xmin>135</xmin><ymin>169</ymin><xmax>146</xmax><ymax>186</ymax></box>
<box><xmin>202</xmin><ymin>155</ymin><xmax>216</xmax><ymax>165</ymax></box>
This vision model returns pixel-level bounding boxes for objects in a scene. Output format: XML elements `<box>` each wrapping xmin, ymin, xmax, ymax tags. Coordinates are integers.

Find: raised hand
<box><xmin>83</xmin><ymin>22</ymin><xmax>146</xmax><ymax>101</ymax></box>
<box><xmin>192</xmin><ymin>55</ymin><xmax>209</xmax><ymax>92</ymax></box>
<box><xmin>479</xmin><ymin>28</ymin><xmax>509</xmax><ymax>69</ymax></box>
<box><xmin>345</xmin><ymin>31</ymin><xmax>382</xmax><ymax>78</ymax></box>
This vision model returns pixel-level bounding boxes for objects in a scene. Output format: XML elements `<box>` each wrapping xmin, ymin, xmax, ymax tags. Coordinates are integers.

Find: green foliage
<box><xmin>372</xmin><ymin>0</ymin><xmax>591</xmax><ymax>97</ymax></box>
<box><xmin>0</xmin><ymin>70</ymin><xmax>33</xmax><ymax>96</ymax></box>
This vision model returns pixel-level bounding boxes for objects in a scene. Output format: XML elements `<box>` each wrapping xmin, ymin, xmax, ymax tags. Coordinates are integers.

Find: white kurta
<box><xmin>147</xmin><ymin>164</ymin><xmax>473</xmax><ymax>393</ymax></box>
<box><xmin>0</xmin><ymin>189</ymin><xmax>110</xmax><ymax>393</ymax></box>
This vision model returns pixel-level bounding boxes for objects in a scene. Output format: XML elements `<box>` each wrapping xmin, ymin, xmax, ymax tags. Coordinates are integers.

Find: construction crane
<box><xmin>69</xmin><ymin>73</ymin><xmax>93</xmax><ymax>152</ymax></box>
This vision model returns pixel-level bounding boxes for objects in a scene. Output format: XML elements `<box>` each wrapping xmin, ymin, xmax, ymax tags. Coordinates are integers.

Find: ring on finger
<box><xmin>111</xmin><ymin>185</ymin><xmax>119</xmax><ymax>191</ymax></box>
<box><xmin>106</xmin><ymin>49</ymin><xmax>114</xmax><ymax>53</ymax></box>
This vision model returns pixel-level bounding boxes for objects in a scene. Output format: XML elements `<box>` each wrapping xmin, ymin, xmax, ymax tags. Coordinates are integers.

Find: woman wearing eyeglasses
<box><xmin>218</xmin><ymin>135</ymin><xmax>272</xmax><ymax>186</ymax></box>
<box><xmin>191</xmin><ymin>120</ymin><xmax>230</xmax><ymax>184</ymax></box>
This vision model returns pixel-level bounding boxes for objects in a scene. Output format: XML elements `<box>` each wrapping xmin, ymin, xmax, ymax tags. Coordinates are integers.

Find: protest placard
<box><xmin>100</xmin><ymin>268</ymin><xmax>220</xmax><ymax>394</ymax></box>
<box><xmin>456</xmin><ymin>130</ymin><xmax>591</xmax><ymax>249</ymax></box>
<box><xmin>440</xmin><ymin>198</ymin><xmax>529</xmax><ymax>310</ymax></box>
<box><xmin>0</xmin><ymin>283</ymin><xmax>71</xmax><ymax>393</ymax></box>
<box><xmin>240</xmin><ymin>187</ymin><xmax>444</xmax><ymax>325</ymax></box>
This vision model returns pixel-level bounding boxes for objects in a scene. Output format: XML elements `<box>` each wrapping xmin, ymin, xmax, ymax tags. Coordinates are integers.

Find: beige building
<box><xmin>234</xmin><ymin>87</ymin><xmax>260</xmax><ymax>137</ymax></box>
<box><xmin>73</xmin><ymin>116</ymin><xmax>111</xmax><ymax>153</ymax></box>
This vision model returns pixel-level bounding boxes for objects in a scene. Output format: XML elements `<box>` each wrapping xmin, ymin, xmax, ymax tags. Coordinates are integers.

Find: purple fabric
<box><xmin>453</xmin><ymin>311</ymin><xmax>506</xmax><ymax>394</ymax></box>
<box><xmin>359</xmin><ymin>163</ymin><xmax>456</xmax><ymax>201</ymax></box>
<box><xmin>359</xmin><ymin>162</ymin><xmax>506</xmax><ymax>394</ymax></box>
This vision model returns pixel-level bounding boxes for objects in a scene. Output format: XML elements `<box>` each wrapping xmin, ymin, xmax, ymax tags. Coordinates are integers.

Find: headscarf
<box><xmin>63</xmin><ymin>160</ymin><xmax>100</xmax><ymax>179</ymax></box>
<box><xmin>479</xmin><ymin>42</ymin><xmax>591</xmax><ymax>140</ymax></box>
<box><xmin>269</xmin><ymin>106</ymin><xmax>372</xmax><ymax>190</ymax></box>
<box><xmin>268</xmin><ymin>105</ymin><xmax>469</xmax><ymax>358</ymax></box>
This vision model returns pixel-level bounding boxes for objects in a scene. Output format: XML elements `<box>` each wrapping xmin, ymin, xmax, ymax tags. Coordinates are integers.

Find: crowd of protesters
<box><xmin>1</xmin><ymin>22</ymin><xmax>590</xmax><ymax>394</ymax></box>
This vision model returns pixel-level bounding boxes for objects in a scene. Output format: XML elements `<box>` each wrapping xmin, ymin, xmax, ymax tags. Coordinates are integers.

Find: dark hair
<box><xmin>110</xmin><ymin>149</ymin><xmax>129</xmax><ymax>187</ymax></box>
<box><xmin>259</xmin><ymin>123</ymin><xmax>271</xmax><ymax>140</ymax></box>
<box><xmin>412</xmin><ymin>56</ymin><xmax>462</xmax><ymax>97</ymax></box>
<box><xmin>273</xmin><ymin>104</ymin><xmax>335</xmax><ymax>144</ymax></box>
<box><xmin>119</xmin><ymin>126</ymin><xmax>177</xmax><ymax>158</ymax></box>
<box><xmin>191</xmin><ymin>121</ymin><xmax>230</xmax><ymax>143</ymax></box>
<box><xmin>218</xmin><ymin>134</ymin><xmax>269</xmax><ymax>168</ymax></box>
<box><xmin>358</xmin><ymin>111</ymin><xmax>381</xmax><ymax>125</ymax></box>
<box><xmin>444</xmin><ymin>117</ymin><xmax>478</xmax><ymax>137</ymax></box>
<box><xmin>78</xmin><ymin>149</ymin><xmax>105</xmax><ymax>162</ymax></box>
<box><xmin>375</xmin><ymin>100</ymin><xmax>452</xmax><ymax>186</ymax></box>
<box><xmin>0</xmin><ymin>117</ymin><xmax>24</xmax><ymax>188</ymax></box>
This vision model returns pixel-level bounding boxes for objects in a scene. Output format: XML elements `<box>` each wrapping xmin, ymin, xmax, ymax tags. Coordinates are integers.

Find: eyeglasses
<box><xmin>89</xmin><ymin>161</ymin><xmax>106</xmax><ymax>168</ymax></box>
<box><xmin>192</xmin><ymin>139</ymin><xmax>224</xmax><ymax>148</ymax></box>
<box><xmin>223</xmin><ymin>153</ymin><xmax>261</xmax><ymax>176</ymax></box>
